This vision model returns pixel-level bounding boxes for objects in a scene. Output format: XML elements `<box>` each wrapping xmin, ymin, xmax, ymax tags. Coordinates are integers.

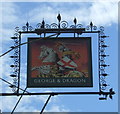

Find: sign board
<box><xmin>27</xmin><ymin>37</ymin><xmax>93</xmax><ymax>87</ymax></box>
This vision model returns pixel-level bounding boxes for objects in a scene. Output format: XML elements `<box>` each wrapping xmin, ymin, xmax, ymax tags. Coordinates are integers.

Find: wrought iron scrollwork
<box><xmin>60</xmin><ymin>21</ymin><xmax>68</xmax><ymax>28</ymax></box>
<box><xmin>45</xmin><ymin>24</ymin><xmax>51</xmax><ymax>29</ymax></box>
<box><xmin>50</xmin><ymin>23</ymin><xmax>58</xmax><ymax>28</ymax></box>
<box><xmin>7</xmin><ymin>13</ymin><xmax>114</xmax><ymax>101</ymax></box>
<box><xmin>99</xmin><ymin>26</ymin><xmax>109</xmax><ymax>92</ymax></box>
<box><xmin>35</xmin><ymin>15</ymin><xmax>83</xmax><ymax>29</ymax></box>
<box><xmin>22</xmin><ymin>22</ymin><xmax>33</xmax><ymax>31</ymax></box>
<box><xmin>10</xmin><ymin>27</ymin><xmax>20</xmax><ymax>93</ymax></box>
<box><xmin>86</xmin><ymin>22</ymin><xmax>97</xmax><ymax>31</ymax></box>
<box><xmin>76</xmin><ymin>24</ymin><xmax>83</xmax><ymax>28</ymax></box>
<box><xmin>36</xmin><ymin>23</ymin><xmax>42</xmax><ymax>29</ymax></box>
<box><xmin>99</xmin><ymin>26</ymin><xmax>105</xmax><ymax>36</ymax></box>
<box><xmin>70</xmin><ymin>18</ymin><xmax>83</xmax><ymax>29</ymax></box>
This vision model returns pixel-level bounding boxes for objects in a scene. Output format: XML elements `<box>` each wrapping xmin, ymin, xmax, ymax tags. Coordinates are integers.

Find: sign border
<box><xmin>27</xmin><ymin>37</ymin><xmax>93</xmax><ymax>88</ymax></box>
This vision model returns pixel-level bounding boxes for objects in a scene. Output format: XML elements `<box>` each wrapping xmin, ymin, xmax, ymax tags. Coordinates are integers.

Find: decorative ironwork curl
<box><xmin>76</xmin><ymin>24</ymin><xmax>83</xmax><ymax>28</ymax></box>
<box><xmin>86</xmin><ymin>25</ymin><xmax>90</xmax><ymax>30</ymax></box>
<box><xmin>22</xmin><ymin>22</ymin><xmax>33</xmax><ymax>32</ymax></box>
<box><xmin>29</xmin><ymin>26</ymin><xmax>33</xmax><ymax>31</ymax></box>
<box><xmin>93</xmin><ymin>26</ymin><xmax>97</xmax><ymax>30</ymax></box>
<box><xmin>100</xmin><ymin>26</ymin><xmax>104</xmax><ymax>31</ymax></box>
<box><xmin>15</xmin><ymin>27</ymin><xmax>19</xmax><ymax>32</ymax></box>
<box><xmin>101</xmin><ymin>85</ymin><xmax>106</xmax><ymax>90</ymax></box>
<box><xmin>86</xmin><ymin>22</ymin><xmax>97</xmax><ymax>31</ymax></box>
<box><xmin>70</xmin><ymin>24</ymin><xmax>83</xmax><ymax>29</ymax></box>
<box><xmin>100</xmin><ymin>77</ymin><xmax>107</xmax><ymax>90</ymax></box>
<box><xmin>60</xmin><ymin>21</ymin><xmax>68</xmax><ymax>28</ymax></box>
<box><xmin>86</xmin><ymin>25</ymin><xmax>97</xmax><ymax>31</ymax></box>
<box><xmin>45</xmin><ymin>24</ymin><xmax>51</xmax><ymax>29</ymax></box>
<box><xmin>99</xmin><ymin>26</ymin><xmax>109</xmax><ymax>91</ymax></box>
<box><xmin>10</xmin><ymin>26</ymin><xmax>21</xmax><ymax>93</ymax></box>
<box><xmin>22</xmin><ymin>26</ymin><xmax>33</xmax><ymax>31</ymax></box>
<box><xmin>70</xmin><ymin>25</ymin><xmax>76</xmax><ymax>28</ymax></box>
<box><xmin>22</xmin><ymin>26</ymin><xmax>27</xmax><ymax>31</ymax></box>
<box><xmin>50</xmin><ymin>23</ymin><xmax>58</xmax><ymax>29</ymax></box>
<box><xmin>36</xmin><ymin>23</ymin><xmax>42</xmax><ymax>29</ymax></box>
<box><xmin>14</xmin><ymin>60</ymin><xmax>19</xmax><ymax>65</ymax></box>
<box><xmin>14</xmin><ymin>33</ymin><xmax>19</xmax><ymax>37</ymax></box>
<box><xmin>99</xmin><ymin>26</ymin><xmax>105</xmax><ymax>35</ymax></box>
<box><xmin>12</xmin><ymin>85</ymin><xmax>17</xmax><ymax>93</ymax></box>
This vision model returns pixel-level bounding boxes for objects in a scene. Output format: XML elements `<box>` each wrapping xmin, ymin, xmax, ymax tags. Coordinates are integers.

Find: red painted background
<box><xmin>29</xmin><ymin>38</ymin><xmax>90</xmax><ymax>77</ymax></box>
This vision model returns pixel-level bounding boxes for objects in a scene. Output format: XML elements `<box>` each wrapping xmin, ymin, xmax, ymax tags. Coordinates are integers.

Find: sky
<box><xmin>0</xmin><ymin>0</ymin><xmax>119</xmax><ymax>113</ymax></box>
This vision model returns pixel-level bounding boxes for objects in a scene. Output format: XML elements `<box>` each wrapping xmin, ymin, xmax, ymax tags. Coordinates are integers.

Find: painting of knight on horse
<box><xmin>31</xmin><ymin>40</ymin><xmax>87</xmax><ymax>78</ymax></box>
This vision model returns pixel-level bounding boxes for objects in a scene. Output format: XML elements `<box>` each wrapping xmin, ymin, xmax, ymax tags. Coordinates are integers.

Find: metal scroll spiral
<box><xmin>36</xmin><ymin>23</ymin><xmax>57</xmax><ymax>29</ymax></box>
<box><xmin>70</xmin><ymin>24</ymin><xmax>83</xmax><ymax>28</ymax></box>
<box><xmin>60</xmin><ymin>21</ymin><xmax>68</xmax><ymax>29</ymax></box>
<box><xmin>22</xmin><ymin>26</ymin><xmax>27</xmax><ymax>31</ymax></box>
<box><xmin>99</xmin><ymin>26</ymin><xmax>108</xmax><ymax>91</ymax></box>
<box><xmin>36</xmin><ymin>23</ymin><xmax>42</xmax><ymax>29</ymax></box>
<box><xmin>22</xmin><ymin>25</ymin><xmax>33</xmax><ymax>31</ymax></box>
<box><xmin>99</xmin><ymin>26</ymin><xmax>105</xmax><ymax>36</ymax></box>
<box><xmin>86</xmin><ymin>25</ymin><xmax>97</xmax><ymax>31</ymax></box>
<box><xmin>10</xmin><ymin>27</ymin><xmax>20</xmax><ymax>93</ymax></box>
<box><xmin>76</xmin><ymin>24</ymin><xmax>83</xmax><ymax>28</ymax></box>
<box><xmin>50</xmin><ymin>23</ymin><xmax>58</xmax><ymax>28</ymax></box>
<box><xmin>70</xmin><ymin>25</ymin><xmax>75</xmax><ymax>28</ymax></box>
<box><xmin>14</xmin><ymin>27</ymin><xmax>20</xmax><ymax>37</ymax></box>
<box><xmin>45</xmin><ymin>24</ymin><xmax>51</xmax><ymax>29</ymax></box>
<box><xmin>29</xmin><ymin>26</ymin><xmax>33</xmax><ymax>31</ymax></box>
<box><xmin>36</xmin><ymin>21</ymin><xmax>68</xmax><ymax>29</ymax></box>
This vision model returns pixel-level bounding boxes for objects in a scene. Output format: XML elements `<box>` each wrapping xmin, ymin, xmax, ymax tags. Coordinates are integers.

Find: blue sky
<box><xmin>0</xmin><ymin>1</ymin><xmax>118</xmax><ymax>112</ymax></box>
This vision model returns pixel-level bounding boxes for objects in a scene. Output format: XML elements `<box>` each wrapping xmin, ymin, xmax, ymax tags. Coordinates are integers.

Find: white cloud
<box><xmin>0</xmin><ymin>1</ymin><xmax>118</xmax><ymax>45</ymax></box>
<box><xmin>1</xmin><ymin>2</ymin><xmax>19</xmax><ymax>24</ymax></box>
<box><xmin>28</xmin><ymin>2</ymin><xmax>118</xmax><ymax>27</ymax></box>
<box><xmin>45</xmin><ymin>104</ymin><xmax>70</xmax><ymax>112</ymax></box>
<box><xmin>89</xmin><ymin>2</ymin><xmax>118</xmax><ymax>26</ymax></box>
<box><xmin>0</xmin><ymin>0</ymin><xmax>119</xmax><ymax>2</ymax></box>
<box><xmin>1</xmin><ymin>28</ymin><xmax>16</xmax><ymax>43</ymax></box>
<box><xmin>0</xmin><ymin>2</ymin><xmax>24</xmax><ymax>43</ymax></box>
<box><xmin>1</xmin><ymin>94</ymin><xmax>69</xmax><ymax>112</ymax></box>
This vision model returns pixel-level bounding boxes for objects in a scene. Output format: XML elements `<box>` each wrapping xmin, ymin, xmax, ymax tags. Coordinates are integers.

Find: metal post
<box><xmin>0</xmin><ymin>91</ymin><xmax>115</xmax><ymax>96</ymax></box>
<box><xmin>11</xmin><ymin>87</ymin><xmax>27</xmax><ymax>114</ymax></box>
<box><xmin>40</xmin><ymin>94</ymin><xmax>52</xmax><ymax>114</ymax></box>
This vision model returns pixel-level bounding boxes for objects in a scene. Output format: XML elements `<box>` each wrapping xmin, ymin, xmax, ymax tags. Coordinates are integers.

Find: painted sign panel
<box><xmin>27</xmin><ymin>37</ymin><xmax>93</xmax><ymax>87</ymax></box>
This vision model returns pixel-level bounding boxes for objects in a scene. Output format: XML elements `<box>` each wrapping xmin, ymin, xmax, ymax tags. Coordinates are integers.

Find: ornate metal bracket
<box><xmin>10</xmin><ymin>27</ymin><xmax>20</xmax><ymax>93</ymax></box>
<box><xmin>86</xmin><ymin>22</ymin><xmax>97</xmax><ymax>31</ymax></box>
<box><xmin>7</xmin><ymin>13</ymin><xmax>115</xmax><ymax>100</ymax></box>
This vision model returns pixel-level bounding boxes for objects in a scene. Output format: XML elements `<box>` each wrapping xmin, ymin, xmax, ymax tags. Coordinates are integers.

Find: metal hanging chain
<box><xmin>0</xmin><ymin>77</ymin><xmax>30</xmax><ymax>93</ymax></box>
<box><xmin>0</xmin><ymin>33</ymin><xmax>60</xmax><ymax>58</ymax></box>
<box><xmin>11</xmin><ymin>87</ymin><xmax>27</xmax><ymax>114</ymax></box>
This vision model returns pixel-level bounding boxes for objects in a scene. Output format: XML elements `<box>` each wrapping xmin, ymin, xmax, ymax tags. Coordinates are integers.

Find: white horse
<box><xmin>39</xmin><ymin>45</ymin><xmax>59</xmax><ymax>63</ymax></box>
<box><xmin>31</xmin><ymin>45</ymin><xmax>59</xmax><ymax>77</ymax></box>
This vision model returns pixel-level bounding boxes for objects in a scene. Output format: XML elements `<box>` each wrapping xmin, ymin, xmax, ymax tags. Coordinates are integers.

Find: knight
<box><xmin>56</xmin><ymin>42</ymin><xmax>79</xmax><ymax>75</ymax></box>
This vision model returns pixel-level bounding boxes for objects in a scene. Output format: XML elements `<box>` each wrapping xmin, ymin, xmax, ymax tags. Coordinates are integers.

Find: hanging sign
<box><xmin>27</xmin><ymin>37</ymin><xmax>93</xmax><ymax>87</ymax></box>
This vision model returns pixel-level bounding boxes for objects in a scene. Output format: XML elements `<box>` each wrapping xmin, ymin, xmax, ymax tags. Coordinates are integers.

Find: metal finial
<box><xmin>26</xmin><ymin>22</ymin><xmax>29</xmax><ymax>31</ymax></box>
<box><xmin>42</xmin><ymin>20</ymin><xmax>45</xmax><ymax>25</ymax></box>
<box><xmin>26</xmin><ymin>22</ymin><xmax>29</xmax><ymax>27</ymax></box>
<box><xmin>90</xmin><ymin>22</ymin><xmax>93</xmax><ymax>31</ymax></box>
<box><xmin>74</xmin><ymin>18</ymin><xmax>77</xmax><ymax>25</ymax></box>
<box><xmin>41</xmin><ymin>20</ymin><xmax>45</xmax><ymax>28</ymax></box>
<box><xmin>57</xmin><ymin>13</ymin><xmax>61</xmax><ymax>22</ymax></box>
<box><xmin>90</xmin><ymin>22</ymin><xmax>93</xmax><ymax>27</ymax></box>
<box><xmin>109</xmin><ymin>88</ymin><xmax>115</xmax><ymax>99</ymax></box>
